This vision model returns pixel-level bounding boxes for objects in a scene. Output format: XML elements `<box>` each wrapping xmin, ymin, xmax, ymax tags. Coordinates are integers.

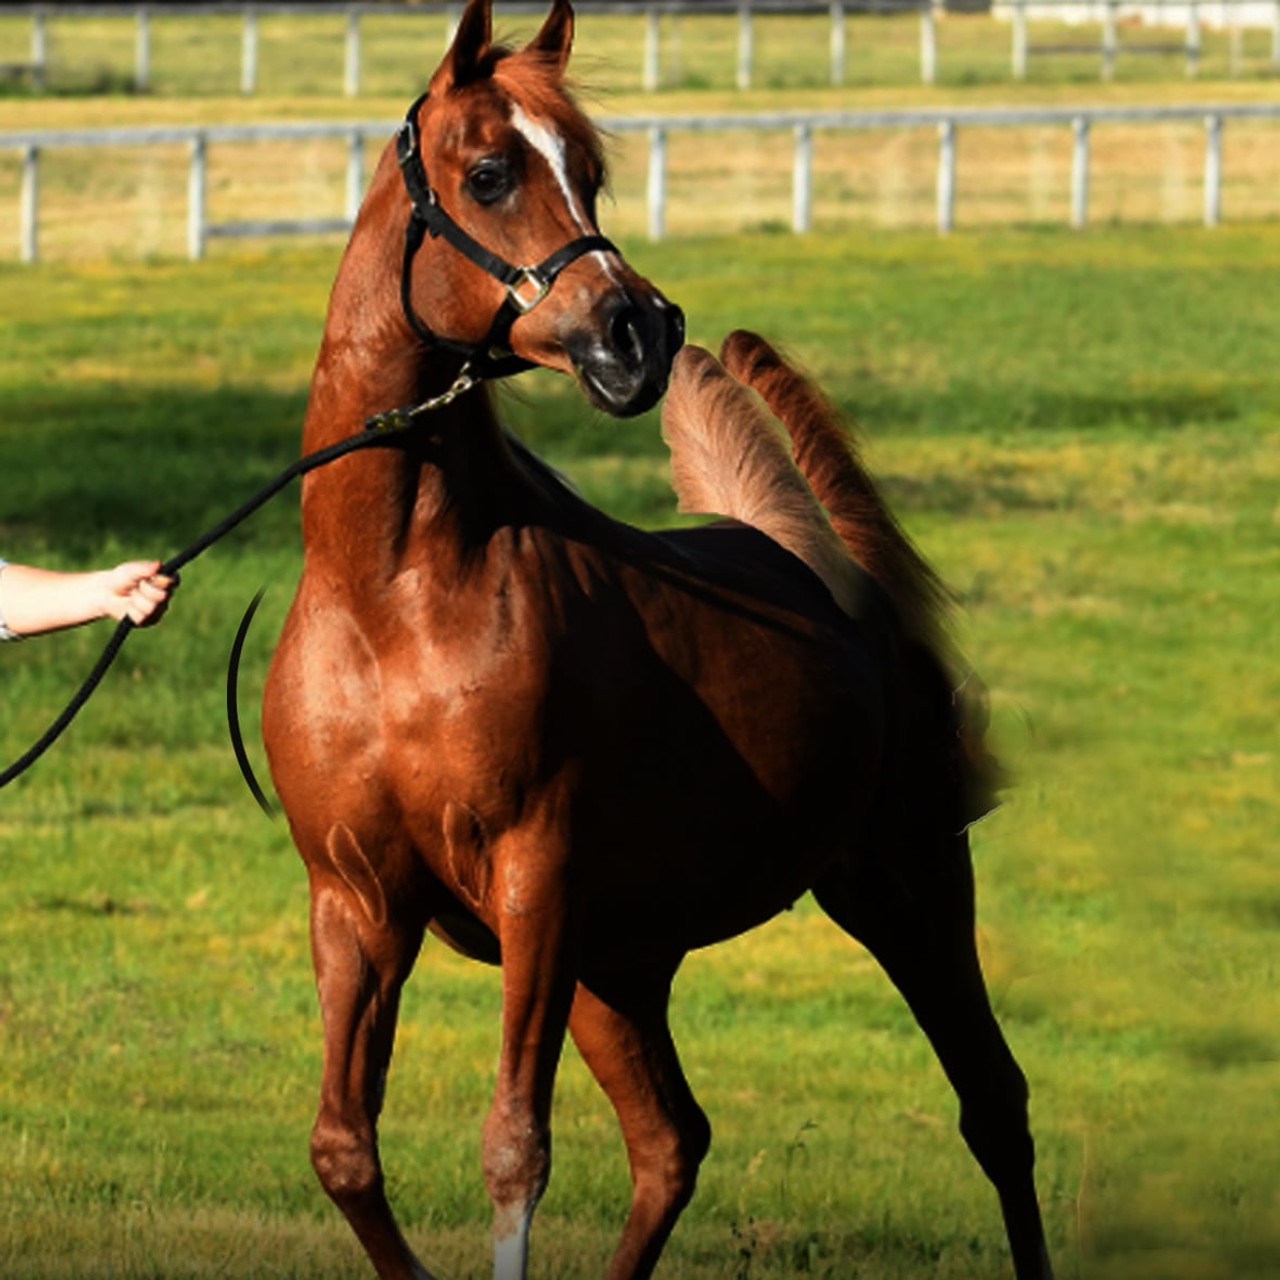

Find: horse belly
<box><xmin>577</xmin><ymin>630</ymin><xmax>884</xmax><ymax>957</ymax></box>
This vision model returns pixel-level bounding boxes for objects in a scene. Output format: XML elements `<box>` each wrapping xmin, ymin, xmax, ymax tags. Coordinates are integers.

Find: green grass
<box><xmin>2</xmin><ymin>225</ymin><xmax>1279</xmax><ymax>1279</ymax></box>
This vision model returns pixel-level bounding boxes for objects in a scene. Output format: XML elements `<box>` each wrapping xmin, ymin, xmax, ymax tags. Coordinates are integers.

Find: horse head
<box><xmin>400</xmin><ymin>0</ymin><xmax>683</xmax><ymax>417</ymax></box>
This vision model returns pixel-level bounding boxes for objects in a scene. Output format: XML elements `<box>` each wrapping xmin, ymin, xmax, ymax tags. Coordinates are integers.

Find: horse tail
<box><xmin>661</xmin><ymin>344</ymin><xmax>867</xmax><ymax>620</ymax></box>
<box><xmin>719</xmin><ymin>329</ymin><xmax>952</xmax><ymax>659</ymax></box>
<box><xmin>718</xmin><ymin>329</ymin><xmax>1003</xmax><ymax>827</ymax></box>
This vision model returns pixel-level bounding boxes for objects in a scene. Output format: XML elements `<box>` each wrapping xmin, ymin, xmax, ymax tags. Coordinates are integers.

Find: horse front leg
<box><xmin>569</xmin><ymin>966</ymin><xmax>711</xmax><ymax>1280</ymax></box>
<box><xmin>482</xmin><ymin>832</ymin><xmax>578</xmax><ymax>1280</ymax></box>
<box><xmin>307</xmin><ymin>855</ymin><xmax>432</xmax><ymax>1280</ymax></box>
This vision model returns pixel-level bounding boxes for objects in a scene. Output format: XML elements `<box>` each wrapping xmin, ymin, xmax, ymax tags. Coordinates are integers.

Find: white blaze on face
<box><xmin>509</xmin><ymin>103</ymin><xmax>620</xmax><ymax>284</ymax></box>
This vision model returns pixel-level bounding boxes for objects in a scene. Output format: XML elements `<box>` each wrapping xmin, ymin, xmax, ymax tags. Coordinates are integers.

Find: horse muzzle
<box><xmin>567</xmin><ymin>290</ymin><xmax>686</xmax><ymax>418</ymax></box>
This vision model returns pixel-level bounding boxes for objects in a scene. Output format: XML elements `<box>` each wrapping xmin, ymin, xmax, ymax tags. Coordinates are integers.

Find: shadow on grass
<box><xmin>0</xmin><ymin>383</ymin><xmax>308</xmax><ymax>557</ymax></box>
<box><xmin>841</xmin><ymin>381</ymin><xmax>1242</xmax><ymax>438</ymax></box>
<box><xmin>0</xmin><ymin>370</ymin><xmax>1245</xmax><ymax>558</ymax></box>
<box><xmin>0</xmin><ymin>376</ymin><xmax>685</xmax><ymax>553</ymax></box>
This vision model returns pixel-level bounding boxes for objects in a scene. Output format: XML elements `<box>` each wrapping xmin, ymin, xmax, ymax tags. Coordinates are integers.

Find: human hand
<box><xmin>102</xmin><ymin>560</ymin><xmax>179</xmax><ymax>627</ymax></box>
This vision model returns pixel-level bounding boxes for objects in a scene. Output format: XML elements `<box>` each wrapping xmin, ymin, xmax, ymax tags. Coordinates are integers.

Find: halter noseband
<box><xmin>395</xmin><ymin>90</ymin><xmax>619</xmax><ymax>382</ymax></box>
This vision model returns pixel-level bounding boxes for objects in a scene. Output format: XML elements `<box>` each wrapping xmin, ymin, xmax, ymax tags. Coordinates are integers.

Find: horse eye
<box><xmin>466</xmin><ymin>161</ymin><xmax>512</xmax><ymax>206</ymax></box>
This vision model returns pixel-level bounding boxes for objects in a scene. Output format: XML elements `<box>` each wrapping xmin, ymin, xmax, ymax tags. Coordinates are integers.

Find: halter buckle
<box><xmin>505</xmin><ymin>267</ymin><xmax>551</xmax><ymax>316</ymax></box>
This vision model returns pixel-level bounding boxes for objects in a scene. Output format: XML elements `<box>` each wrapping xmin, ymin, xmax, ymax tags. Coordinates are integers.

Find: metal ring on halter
<box><xmin>505</xmin><ymin>267</ymin><xmax>552</xmax><ymax>316</ymax></box>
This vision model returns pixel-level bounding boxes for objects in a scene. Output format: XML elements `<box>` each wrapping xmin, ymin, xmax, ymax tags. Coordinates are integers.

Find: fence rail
<box><xmin>3</xmin><ymin>101</ymin><xmax>1279</xmax><ymax>260</ymax></box>
<box><xmin>1</xmin><ymin>0</ymin><xmax>1277</xmax><ymax>96</ymax></box>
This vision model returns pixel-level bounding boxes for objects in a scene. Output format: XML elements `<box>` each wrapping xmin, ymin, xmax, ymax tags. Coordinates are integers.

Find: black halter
<box><xmin>395</xmin><ymin>91</ymin><xmax>619</xmax><ymax>381</ymax></box>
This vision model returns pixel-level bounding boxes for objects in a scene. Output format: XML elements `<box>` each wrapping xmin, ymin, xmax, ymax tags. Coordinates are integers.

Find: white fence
<box><xmin>616</xmin><ymin>102</ymin><xmax>1280</xmax><ymax>234</ymax></box>
<box><xmin>2</xmin><ymin>0</ymin><xmax>1277</xmax><ymax>95</ymax></box>
<box><xmin>3</xmin><ymin>101</ymin><xmax>1278</xmax><ymax>260</ymax></box>
<box><xmin>998</xmin><ymin>0</ymin><xmax>1280</xmax><ymax>79</ymax></box>
<box><xmin>2</xmin><ymin>2</ymin><xmax>927</xmax><ymax>96</ymax></box>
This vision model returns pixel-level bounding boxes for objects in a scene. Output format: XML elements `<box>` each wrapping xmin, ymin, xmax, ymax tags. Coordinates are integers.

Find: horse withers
<box><xmin>261</xmin><ymin>2</ymin><xmax>1054</xmax><ymax>1278</ymax></box>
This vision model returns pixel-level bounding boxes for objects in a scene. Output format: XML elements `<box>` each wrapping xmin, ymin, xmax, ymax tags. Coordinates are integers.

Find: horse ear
<box><xmin>525</xmin><ymin>0</ymin><xmax>575</xmax><ymax>73</ymax></box>
<box><xmin>446</xmin><ymin>0</ymin><xmax>493</xmax><ymax>86</ymax></box>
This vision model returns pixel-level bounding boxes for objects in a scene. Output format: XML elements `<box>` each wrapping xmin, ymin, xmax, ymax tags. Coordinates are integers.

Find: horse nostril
<box><xmin>609</xmin><ymin>303</ymin><xmax>646</xmax><ymax>366</ymax></box>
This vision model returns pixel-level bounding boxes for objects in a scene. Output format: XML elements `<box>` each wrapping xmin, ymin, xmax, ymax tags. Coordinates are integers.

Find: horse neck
<box><xmin>298</xmin><ymin>175</ymin><xmax>508</xmax><ymax>586</ymax></box>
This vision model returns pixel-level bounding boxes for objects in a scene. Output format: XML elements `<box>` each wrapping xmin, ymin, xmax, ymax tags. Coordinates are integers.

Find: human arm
<box><xmin>0</xmin><ymin>560</ymin><xmax>177</xmax><ymax>639</ymax></box>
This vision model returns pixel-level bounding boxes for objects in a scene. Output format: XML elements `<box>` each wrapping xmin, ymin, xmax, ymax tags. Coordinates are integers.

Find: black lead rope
<box><xmin>227</xmin><ymin>586</ymin><xmax>274</xmax><ymax>817</ymax></box>
<box><xmin>0</xmin><ymin>390</ymin><xmax>458</xmax><ymax>794</ymax></box>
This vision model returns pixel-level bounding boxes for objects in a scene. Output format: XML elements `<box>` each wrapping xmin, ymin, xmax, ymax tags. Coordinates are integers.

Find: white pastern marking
<box><xmin>493</xmin><ymin>1210</ymin><xmax>532</xmax><ymax>1280</ymax></box>
<box><xmin>510</xmin><ymin>104</ymin><xmax>621</xmax><ymax>285</ymax></box>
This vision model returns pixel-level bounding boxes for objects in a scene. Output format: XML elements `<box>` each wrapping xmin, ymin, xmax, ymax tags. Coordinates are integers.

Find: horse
<box><xmin>261</xmin><ymin>3</ymin><xmax>1054</xmax><ymax>1278</ymax></box>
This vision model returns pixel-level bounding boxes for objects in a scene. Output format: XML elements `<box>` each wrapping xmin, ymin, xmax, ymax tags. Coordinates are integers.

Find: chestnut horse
<box><xmin>262</xmin><ymin>2</ymin><xmax>1053</xmax><ymax>1278</ymax></box>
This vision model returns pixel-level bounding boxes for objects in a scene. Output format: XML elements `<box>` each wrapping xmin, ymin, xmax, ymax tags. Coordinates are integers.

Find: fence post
<box><xmin>346</xmin><ymin>130</ymin><xmax>365</xmax><ymax>223</ymax></box>
<box><xmin>20</xmin><ymin>144</ymin><xmax>39</xmax><ymax>264</ymax></box>
<box><xmin>1273</xmin><ymin>0</ymin><xmax>1280</xmax><ymax>70</ymax></box>
<box><xmin>345</xmin><ymin>9</ymin><xmax>361</xmax><ymax>97</ymax></box>
<box><xmin>647</xmin><ymin>125</ymin><xmax>667</xmax><ymax>241</ymax></box>
<box><xmin>793</xmin><ymin>123</ymin><xmax>813</xmax><ymax>233</ymax></box>
<box><xmin>188</xmin><ymin>133</ymin><xmax>207</xmax><ymax>262</ymax></box>
<box><xmin>136</xmin><ymin>7</ymin><xmax>150</xmax><ymax>94</ymax></box>
<box><xmin>1186</xmin><ymin>2</ymin><xmax>1200</xmax><ymax>77</ymax></box>
<box><xmin>830</xmin><ymin>2</ymin><xmax>846</xmax><ymax>86</ymax></box>
<box><xmin>1070</xmin><ymin>116</ymin><xmax>1090</xmax><ymax>229</ymax></box>
<box><xmin>1102</xmin><ymin>1</ymin><xmax>1117</xmax><ymax>82</ymax></box>
<box><xmin>31</xmin><ymin>8</ymin><xmax>46</xmax><ymax>91</ymax></box>
<box><xmin>1203</xmin><ymin>114</ymin><xmax>1222</xmax><ymax>227</ymax></box>
<box><xmin>937</xmin><ymin>119</ymin><xmax>955</xmax><ymax>235</ymax></box>
<box><xmin>241</xmin><ymin>7</ymin><xmax>258</xmax><ymax>95</ymax></box>
<box><xmin>921</xmin><ymin>2</ymin><xmax>937</xmax><ymax>85</ymax></box>
<box><xmin>643</xmin><ymin>6</ymin><xmax>660</xmax><ymax>90</ymax></box>
<box><xmin>1012</xmin><ymin>1</ymin><xmax>1028</xmax><ymax>80</ymax></box>
<box><xmin>736</xmin><ymin>2</ymin><xmax>753</xmax><ymax>91</ymax></box>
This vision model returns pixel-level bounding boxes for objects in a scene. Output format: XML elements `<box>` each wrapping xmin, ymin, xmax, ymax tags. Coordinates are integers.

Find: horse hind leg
<box><xmin>813</xmin><ymin>846</ymin><xmax>1054</xmax><ymax>1280</ymax></box>
<box><xmin>306</xmin><ymin>825</ymin><xmax>434</xmax><ymax>1280</ymax></box>
<box><xmin>568</xmin><ymin>965</ymin><xmax>711</xmax><ymax>1280</ymax></box>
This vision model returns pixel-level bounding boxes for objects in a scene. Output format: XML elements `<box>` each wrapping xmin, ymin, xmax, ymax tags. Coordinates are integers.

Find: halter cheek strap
<box><xmin>395</xmin><ymin>91</ymin><xmax>619</xmax><ymax>381</ymax></box>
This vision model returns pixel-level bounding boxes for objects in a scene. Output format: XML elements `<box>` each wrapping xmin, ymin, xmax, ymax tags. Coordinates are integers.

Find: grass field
<box><xmin>1</xmin><ymin>220</ymin><xmax>1278</xmax><ymax>1279</ymax></box>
